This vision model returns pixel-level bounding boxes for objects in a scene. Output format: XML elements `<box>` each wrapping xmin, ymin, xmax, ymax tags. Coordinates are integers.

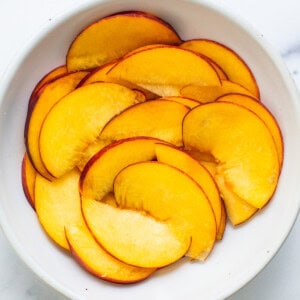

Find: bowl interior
<box><xmin>0</xmin><ymin>0</ymin><xmax>300</xmax><ymax>299</ymax></box>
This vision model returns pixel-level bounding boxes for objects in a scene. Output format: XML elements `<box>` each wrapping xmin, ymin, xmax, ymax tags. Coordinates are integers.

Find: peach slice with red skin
<box><xmin>183</xmin><ymin>102</ymin><xmax>279</xmax><ymax>209</ymax></box>
<box><xmin>35</xmin><ymin>169</ymin><xmax>81</xmax><ymax>250</ymax></box>
<box><xmin>65</xmin><ymin>217</ymin><xmax>156</xmax><ymax>284</ymax></box>
<box><xmin>113</xmin><ymin>161</ymin><xmax>216</xmax><ymax>261</ymax></box>
<box><xmin>21</xmin><ymin>152</ymin><xmax>37</xmax><ymax>209</ymax></box>
<box><xmin>216</xmin><ymin>93</ymin><xmax>283</xmax><ymax>167</ymax></box>
<box><xmin>80</xmin><ymin>137</ymin><xmax>165</xmax><ymax>201</ymax></box>
<box><xmin>99</xmin><ymin>100</ymin><xmax>190</xmax><ymax>147</ymax></box>
<box><xmin>82</xmin><ymin>197</ymin><xmax>191</xmax><ymax>268</ymax></box>
<box><xmin>154</xmin><ymin>143</ymin><xmax>221</xmax><ymax>234</ymax></box>
<box><xmin>107</xmin><ymin>45</ymin><xmax>221</xmax><ymax>96</ymax></box>
<box><xmin>67</xmin><ymin>11</ymin><xmax>182</xmax><ymax>71</ymax></box>
<box><xmin>25</xmin><ymin>71</ymin><xmax>88</xmax><ymax>179</ymax></box>
<box><xmin>39</xmin><ymin>82</ymin><xmax>140</xmax><ymax>178</ymax></box>
<box><xmin>180</xmin><ymin>39</ymin><xmax>260</xmax><ymax>98</ymax></box>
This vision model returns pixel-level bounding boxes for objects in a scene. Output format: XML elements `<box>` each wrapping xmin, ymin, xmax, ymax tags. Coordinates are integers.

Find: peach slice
<box><xmin>183</xmin><ymin>102</ymin><xmax>279</xmax><ymax>209</ymax></box>
<box><xmin>216</xmin><ymin>93</ymin><xmax>283</xmax><ymax>167</ymax></box>
<box><xmin>21</xmin><ymin>152</ymin><xmax>37</xmax><ymax>209</ymax></box>
<box><xmin>39</xmin><ymin>82</ymin><xmax>139</xmax><ymax>178</ymax></box>
<box><xmin>82</xmin><ymin>197</ymin><xmax>190</xmax><ymax>268</ymax></box>
<box><xmin>25</xmin><ymin>71</ymin><xmax>88</xmax><ymax>179</ymax></box>
<box><xmin>65</xmin><ymin>218</ymin><xmax>155</xmax><ymax>284</ymax></box>
<box><xmin>180</xmin><ymin>39</ymin><xmax>259</xmax><ymax>98</ymax></box>
<box><xmin>155</xmin><ymin>143</ymin><xmax>221</xmax><ymax>233</ymax></box>
<box><xmin>180</xmin><ymin>80</ymin><xmax>258</xmax><ymax>103</ymax></box>
<box><xmin>99</xmin><ymin>100</ymin><xmax>189</xmax><ymax>147</ymax></box>
<box><xmin>107</xmin><ymin>46</ymin><xmax>221</xmax><ymax>96</ymax></box>
<box><xmin>67</xmin><ymin>11</ymin><xmax>182</xmax><ymax>71</ymax></box>
<box><xmin>216</xmin><ymin>200</ymin><xmax>227</xmax><ymax>240</ymax></box>
<box><xmin>80</xmin><ymin>137</ymin><xmax>163</xmax><ymax>201</ymax></box>
<box><xmin>216</xmin><ymin>175</ymin><xmax>257</xmax><ymax>225</ymax></box>
<box><xmin>35</xmin><ymin>169</ymin><xmax>81</xmax><ymax>250</ymax></box>
<box><xmin>29</xmin><ymin>65</ymin><xmax>68</xmax><ymax>106</ymax></box>
<box><xmin>113</xmin><ymin>161</ymin><xmax>216</xmax><ymax>261</ymax></box>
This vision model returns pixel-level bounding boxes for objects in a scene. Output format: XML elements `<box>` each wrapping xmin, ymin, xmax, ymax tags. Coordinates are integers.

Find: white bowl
<box><xmin>0</xmin><ymin>0</ymin><xmax>300</xmax><ymax>299</ymax></box>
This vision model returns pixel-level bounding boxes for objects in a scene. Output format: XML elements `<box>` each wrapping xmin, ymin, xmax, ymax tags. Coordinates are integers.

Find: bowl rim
<box><xmin>0</xmin><ymin>0</ymin><xmax>300</xmax><ymax>299</ymax></box>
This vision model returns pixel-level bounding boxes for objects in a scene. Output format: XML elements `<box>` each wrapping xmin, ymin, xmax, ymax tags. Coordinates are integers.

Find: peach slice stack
<box><xmin>22</xmin><ymin>10</ymin><xmax>283</xmax><ymax>284</ymax></box>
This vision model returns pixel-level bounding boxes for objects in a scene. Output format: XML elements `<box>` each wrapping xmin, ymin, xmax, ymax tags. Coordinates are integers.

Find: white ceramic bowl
<box><xmin>0</xmin><ymin>0</ymin><xmax>300</xmax><ymax>299</ymax></box>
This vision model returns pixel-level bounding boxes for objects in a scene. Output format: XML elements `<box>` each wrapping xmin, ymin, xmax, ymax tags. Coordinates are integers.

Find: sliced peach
<box><xmin>107</xmin><ymin>46</ymin><xmax>221</xmax><ymax>96</ymax></box>
<box><xmin>180</xmin><ymin>80</ymin><xmax>258</xmax><ymax>103</ymax></box>
<box><xmin>183</xmin><ymin>102</ymin><xmax>279</xmax><ymax>209</ymax></box>
<box><xmin>35</xmin><ymin>169</ymin><xmax>81</xmax><ymax>250</ymax></box>
<box><xmin>216</xmin><ymin>175</ymin><xmax>257</xmax><ymax>225</ymax></box>
<box><xmin>181</xmin><ymin>39</ymin><xmax>259</xmax><ymax>98</ymax></box>
<box><xmin>67</xmin><ymin>11</ymin><xmax>181</xmax><ymax>71</ymax></box>
<box><xmin>216</xmin><ymin>93</ymin><xmax>283</xmax><ymax>167</ymax></box>
<box><xmin>29</xmin><ymin>65</ymin><xmax>68</xmax><ymax>106</ymax></box>
<box><xmin>99</xmin><ymin>100</ymin><xmax>189</xmax><ymax>146</ymax></box>
<box><xmin>25</xmin><ymin>71</ymin><xmax>88</xmax><ymax>179</ymax></box>
<box><xmin>216</xmin><ymin>200</ymin><xmax>227</xmax><ymax>240</ymax></box>
<box><xmin>155</xmin><ymin>143</ymin><xmax>221</xmax><ymax>234</ymax></box>
<box><xmin>21</xmin><ymin>152</ymin><xmax>37</xmax><ymax>209</ymax></box>
<box><xmin>65</xmin><ymin>217</ymin><xmax>155</xmax><ymax>284</ymax></box>
<box><xmin>82</xmin><ymin>197</ymin><xmax>190</xmax><ymax>268</ymax></box>
<box><xmin>80</xmin><ymin>137</ymin><xmax>164</xmax><ymax>201</ymax></box>
<box><xmin>113</xmin><ymin>161</ymin><xmax>216</xmax><ymax>261</ymax></box>
<box><xmin>39</xmin><ymin>82</ymin><xmax>139</xmax><ymax>178</ymax></box>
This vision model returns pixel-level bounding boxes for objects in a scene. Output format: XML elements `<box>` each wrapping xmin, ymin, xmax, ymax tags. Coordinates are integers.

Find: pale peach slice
<box><xmin>216</xmin><ymin>93</ymin><xmax>283</xmax><ymax>167</ymax></box>
<box><xmin>67</xmin><ymin>11</ymin><xmax>181</xmax><ymax>71</ymax></box>
<box><xmin>215</xmin><ymin>175</ymin><xmax>257</xmax><ymax>225</ymax></box>
<box><xmin>180</xmin><ymin>80</ymin><xmax>258</xmax><ymax>103</ymax></box>
<box><xmin>25</xmin><ymin>71</ymin><xmax>88</xmax><ymax>179</ymax></box>
<box><xmin>99</xmin><ymin>100</ymin><xmax>189</xmax><ymax>147</ymax></box>
<box><xmin>155</xmin><ymin>143</ymin><xmax>221</xmax><ymax>233</ymax></box>
<box><xmin>183</xmin><ymin>102</ymin><xmax>279</xmax><ymax>209</ymax></box>
<box><xmin>39</xmin><ymin>82</ymin><xmax>139</xmax><ymax>178</ymax></box>
<box><xmin>65</xmin><ymin>217</ymin><xmax>155</xmax><ymax>284</ymax></box>
<box><xmin>21</xmin><ymin>152</ymin><xmax>37</xmax><ymax>209</ymax></box>
<box><xmin>113</xmin><ymin>161</ymin><xmax>216</xmax><ymax>261</ymax></box>
<box><xmin>82</xmin><ymin>198</ymin><xmax>190</xmax><ymax>268</ymax></box>
<box><xmin>107</xmin><ymin>46</ymin><xmax>221</xmax><ymax>95</ymax></box>
<box><xmin>160</xmin><ymin>96</ymin><xmax>201</xmax><ymax>108</ymax></box>
<box><xmin>35</xmin><ymin>169</ymin><xmax>81</xmax><ymax>250</ymax></box>
<box><xmin>181</xmin><ymin>39</ymin><xmax>259</xmax><ymax>98</ymax></box>
<box><xmin>29</xmin><ymin>65</ymin><xmax>68</xmax><ymax>106</ymax></box>
<box><xmin>80</xmin><ymin>137</ymin><xmax>164</xmax><ymax>201</ymax></box>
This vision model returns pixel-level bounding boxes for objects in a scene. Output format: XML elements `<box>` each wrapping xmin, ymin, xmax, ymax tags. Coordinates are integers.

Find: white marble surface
<box><xmin>0</xmin><ymin>0</ymin><xmax>300</xmax><ymax>299</ymax></box>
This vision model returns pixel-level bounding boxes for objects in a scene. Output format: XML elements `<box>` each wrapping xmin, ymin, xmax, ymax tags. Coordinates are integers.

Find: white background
<box><xmin>0</xmin><ymin>0</ymin><xmax>300</xmax><ymax>299</ymax></box>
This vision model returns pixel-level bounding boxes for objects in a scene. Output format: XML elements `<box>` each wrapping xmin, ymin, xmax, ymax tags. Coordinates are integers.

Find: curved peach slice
<box><xmin>39</xmin><ymin>82</ymin><xmax>139</xmax><ymax>178</ymax></box>
<box><xmin>107</xmin><ymin>46</ymin><xmax>221</xmax><ymax>95</ymax></box>
<box><xmin>21</xmin><ymin>152</ymin><xmax>37</xmax><ymax>209</ymax></box>
<box><xmin>82</xmin><ymin>197</ymin><xmax>190</xmax><ymax>268</ymax></box>
<box><xmin>25</xmin><ymin>71</ymin><xmax>88</xmax><ymax>179</ymax></box>
<box><xmin>216</xmin><ymin>175</ymin><xmax>257</xmax><ymax>225</ymax></box>
<box><xmin>100</xmin><ymin>100</ymin><xmax>189</xmax><ymax>146</ymax></box>
<box><xmin>160</xmin><ymin>96</ymin><xmax>201</xmax><ymax>108</ymax></box>
<box><xmin>216</xmin><ymin>200</ymin><xmax>227</xmax><ymax>240</ymax></box>
<box><xmin>67</xmin><ymin>11</ymin><xmax>181</xmax><ymax>71</ymax></box>
<box><xmin>183</xmin><ymin>102</ymin><xmax>279</xmax><ymax>209</ymax></box>
<box><xmin>155</xmin><ymin>143</ymin><xmax>221</xmax><ymax>233</ymax></box>
<box><xmin>29</xmin><ymin>65</ymin><xmax>68</xmax><ymax>106</ymax></box>
<box><xmin>216</xmin><ymin>93</ymin><xmax>283</xmax><ymax>167</ymax></box>
<box><xmin>181</xmin><ymin>39</ymin><xmax>259</xmax><ymax>98</ymax></box>
<box><xmin>180</xmin><ymin>80</ymin><xmax>258</xmax><ymax>103</ymax></box>
<box><xmin>65</xmin><ymin>218</ymin><xmax>155</xmax><ymax>284</ymax></box>
<box><xmin>35</xmin><ymin>169</ymin><xmax>81</xmax><ymax>250</ymax></box>
<box><xmin>113</xmin><ymin>161</ymin><xmax>216</xmax><ymax>261</ymax></box>
<box><xmin>80</xmin><ymin>137</ymin><xmax>164</xmax><ymax>201</ymax></box>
